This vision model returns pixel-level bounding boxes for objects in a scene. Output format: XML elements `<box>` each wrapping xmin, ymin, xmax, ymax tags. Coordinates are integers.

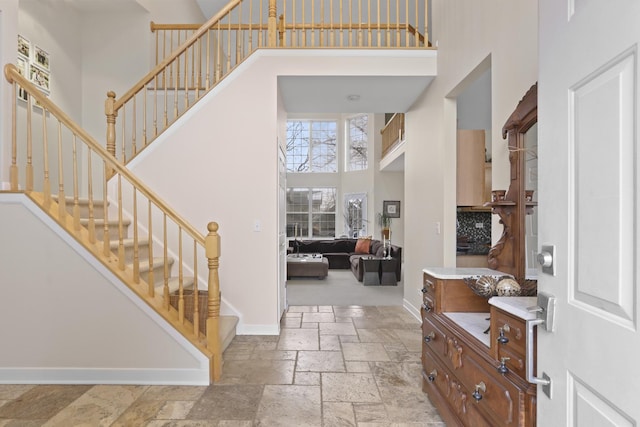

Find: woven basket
<box><xmin>169</xmin><ymin>290</ymin><xmax>209</xmax><ymax>335</ymax></box>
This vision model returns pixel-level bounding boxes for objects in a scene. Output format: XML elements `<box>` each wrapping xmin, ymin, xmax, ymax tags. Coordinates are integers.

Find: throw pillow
<box><xmin>355</xmin><ymin>238</ymin><xmax>371</xmax><ymax>254</ymax></box>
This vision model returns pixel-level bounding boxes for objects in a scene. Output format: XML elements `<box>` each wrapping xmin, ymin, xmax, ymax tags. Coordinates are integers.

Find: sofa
<box><xmin>288</xmin><ymin>238</ymin><xmax>401</xmax><ymax>282</ymax></box>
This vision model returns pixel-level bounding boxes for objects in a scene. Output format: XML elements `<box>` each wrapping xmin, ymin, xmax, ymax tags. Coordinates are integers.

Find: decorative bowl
<box><xmin>463</xmin><ymin>275</ymin><xmax>499</xmax><ymax>298</ymax></box>
<box><xmin>495</xmin><ymin>278</ymin><xmax>521</xmax><ymax>296</ymax></box>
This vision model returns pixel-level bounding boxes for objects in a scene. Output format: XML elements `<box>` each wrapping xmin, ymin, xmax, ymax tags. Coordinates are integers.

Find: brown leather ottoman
<box><xmin>287</xmin><ymin>255</ymin><xmax>329</xmax><ymax>279</ymax></box>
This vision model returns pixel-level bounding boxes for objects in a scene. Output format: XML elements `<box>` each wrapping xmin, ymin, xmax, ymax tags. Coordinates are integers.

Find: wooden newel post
<box><xmin>105</xmin><ymin>91</ymin><xmax>117</xmax><ymax>160</ymax></box>
<box><xmin>268</xmin><ymin>0</ymin><xmax>277</xmax><ymax>47</ymax></box>
<box><xmin>205</xmin><ymin>221</ymin><xmax>222</xmax><ymax>382</ymax></box>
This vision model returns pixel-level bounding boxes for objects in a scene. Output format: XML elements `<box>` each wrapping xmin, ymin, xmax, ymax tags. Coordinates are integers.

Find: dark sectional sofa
<box><xmin>288</xmin><ymin>238</ymin><xmax>402</xmax><ymax>282</ymax></box>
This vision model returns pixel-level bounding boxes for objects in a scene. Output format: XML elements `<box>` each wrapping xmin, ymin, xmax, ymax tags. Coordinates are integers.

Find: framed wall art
<box><xmin>16</xmin><ymin>34</ymin><xmax>51</xmax><ymax>102</ymax></box>
<box><xmin>383</xmin><ymin>200</ymin><xmax>401</xmax><ymax>218</ymax></box>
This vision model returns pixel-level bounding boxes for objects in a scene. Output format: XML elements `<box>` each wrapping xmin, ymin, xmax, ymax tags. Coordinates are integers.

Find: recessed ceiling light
<box><xmin>346</xmin><ymin>94</ymin><xmax>361</xmax><ymax>102</ymax></box>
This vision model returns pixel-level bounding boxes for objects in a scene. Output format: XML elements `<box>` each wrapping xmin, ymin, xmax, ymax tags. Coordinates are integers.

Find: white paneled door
<box><xmin>538</xmin><ymin>0</ymin><xmax>640</xmax><ymax>425</ymax></box>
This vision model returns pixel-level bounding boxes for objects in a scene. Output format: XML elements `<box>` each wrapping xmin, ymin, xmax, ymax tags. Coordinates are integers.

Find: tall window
<box><xmin>286</xmin><ymin>120</ymin><xmax>337</xmax><ymax>172</ymax></box>
<box><xmin>346</xmin><ymin>114</ymin><xmax>368</xmax><ymax>171</ymax></box>
<box><xmin>287</xmin><ymin>188</ymin><xmax>336</xmax><ymax>238</ymax></box>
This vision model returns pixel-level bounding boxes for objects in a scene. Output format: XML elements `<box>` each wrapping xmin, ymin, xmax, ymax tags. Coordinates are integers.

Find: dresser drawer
<box><xmin>491</xmin><ymin>307</ymin><xmax>530</xmax><ymax>379</ymax></box>
<box><xmin>455</xmin><ymin>344</ymin><xmax>524</xmax><ymax>426</ymax></box>
<box><xmin>422</xmin><ymin>347</ymin><xmax>493</xmax><ymax>427</ymax></box>
<box><xmin>422</xmin><ymin>273</ymin><xmax>437</xmax><ymax>301</ymax></box>
<box><xmin>422</xmin><ymin>313</ymin><xmax>447</xmax><ymax>356</ymax></box>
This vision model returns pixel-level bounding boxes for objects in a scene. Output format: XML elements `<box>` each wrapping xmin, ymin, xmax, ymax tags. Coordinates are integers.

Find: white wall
<box><xmin>0</xmin><ymin>195</ymin><xmax>209</xmax><ymax>384</ymax></box>
<box><xmin>128</xmin><ymin>49</ymin><xmax>435</xmax><ymax>333</ymax></box>
<box><xmin>402</xmin><ymin>0</ymin><xmax>538</xmax><ymax>313</ymax></box>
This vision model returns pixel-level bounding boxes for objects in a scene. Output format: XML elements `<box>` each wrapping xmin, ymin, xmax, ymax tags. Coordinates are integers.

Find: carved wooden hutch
<box><xmin>421</xmin><ymin>84</ymin><xmax>538</xmax><ymax>426</ymax></box>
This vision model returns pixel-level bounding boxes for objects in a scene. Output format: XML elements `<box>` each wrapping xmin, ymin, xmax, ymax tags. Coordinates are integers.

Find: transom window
<box><xmin>346</xmin><ymin>114</ymin><xmax>368</xmax><ymax>171</ymax></box>
<box><xmin>287</xmin><ymin>188</ymin><xmax>336</xmax><ymax>238</ymax></box>
<box><xmin>286</xmin><ymin>120</ymin><xmax>337</xmax><ymax>173</ymax></box>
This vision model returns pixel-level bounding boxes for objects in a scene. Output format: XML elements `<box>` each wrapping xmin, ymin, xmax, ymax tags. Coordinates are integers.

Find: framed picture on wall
<box><xmin>33</xmin><ymin>45</ymin><xmax>50</xmax><ymax>71</ymax></box>
<box><xmin>29</xmin><ymin>64</ymin><xmax>50</xmax><ymax>93</ymax></box>
<box><xmin>383</xmin><ymin>200</ymin><xmax>401</xmax><ymax>218</ymax></box>
<box><xmin>18</xmin><ymin>35</ymin><xmax>30</xmax><ymax>58</ymax></box>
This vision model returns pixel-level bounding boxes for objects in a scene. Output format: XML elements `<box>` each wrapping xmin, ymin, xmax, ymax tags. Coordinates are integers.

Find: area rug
<box><xmin>286</xmin><ymin>270</ymin><xmax>403</xmax><ymax>306</ymax></box>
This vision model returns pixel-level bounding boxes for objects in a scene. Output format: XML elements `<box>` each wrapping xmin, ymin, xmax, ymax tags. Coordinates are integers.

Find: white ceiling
<box><xmin>279</xmin><ymin>76</ymin><xmax>434</xmax><ymax>113</ymax></box>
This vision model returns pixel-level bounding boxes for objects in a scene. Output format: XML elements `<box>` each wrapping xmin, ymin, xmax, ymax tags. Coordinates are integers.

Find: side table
<box><xmin>380</xmin><ymin>258</ymin><xmax>398</xmax><ymax>285</ymax></box>
<box><xmin>361</xmin><ymin>257</ymin><xmax>381</xmax><ymax>285</ymax></box>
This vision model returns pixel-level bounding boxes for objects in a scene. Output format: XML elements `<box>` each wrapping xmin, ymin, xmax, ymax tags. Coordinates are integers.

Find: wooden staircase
<box><xmin>52</xmin><ymin>193</ymin><xmax>238</xmax><ymax>360</ymax></box>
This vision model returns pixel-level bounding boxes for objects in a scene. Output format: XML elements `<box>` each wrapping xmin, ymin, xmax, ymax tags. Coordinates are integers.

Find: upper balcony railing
<box><xmin>107</xmin><ymin>0</ymin><xmax>431</xmax><ymax>164</ymax></box>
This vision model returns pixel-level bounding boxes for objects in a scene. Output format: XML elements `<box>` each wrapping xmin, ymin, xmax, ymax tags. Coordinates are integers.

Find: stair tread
<box><xmin>51</xmin><ymin>195</ymin><xmax>107</xmax><ymax>206</ymax></box>
<box><xmin>155</xmin><ymin>276</ymin><xmax>195</xmax><ymax>294</ymax></box>
<box><xmin>80</xmin><ymin>218</ymin><xmax>131</xmax><ymax>225</ymax></box>
<box><xmin>110</xmin><ymin>238</ymin><xmax>150</xmax><ymax>249</ymax></box>
<box><xmin>134</xmin><ymin>257</ymin><xmax>174</xmax><ymax>271</ymax></box>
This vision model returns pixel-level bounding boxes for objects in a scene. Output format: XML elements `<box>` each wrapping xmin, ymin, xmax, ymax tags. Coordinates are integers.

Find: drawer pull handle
<box><xmin>497</xmin><ymin>357</ymin><xmax>510</xmax><ymax>374</ymax></box>
<box><xmin>421</xmin><ymin>287</ymin><xmax>428</xmax><ymax>293</ymax></box>
<box><xmin>427</xmin><ymin>370</ymin><xmax>437</xmax><ymax>382</ymax></box>
<box><xmin>497</xmin><ymin>327</ymin><xmax>510</xmax><ymax>344</ymax></box>
<box><xmin>472</xmin><ymin>381</ymin><xmax>486</xmax><ymax>402</ymax></box>
<box><xmin>421</xmin><ymin>303</ymin><xmax>432</xmax><ymax>312</ymax></box>
<box><xmin>424</xmin><ymin>332</ymin><xmax>436</xmax><ymax>343</ymax></box>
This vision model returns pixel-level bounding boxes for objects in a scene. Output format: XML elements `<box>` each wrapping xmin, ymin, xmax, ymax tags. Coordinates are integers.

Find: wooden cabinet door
<box><xmin>457</xmin><ymin>129</ymin><xmax>486</xmax><ymax>207</ymax></box>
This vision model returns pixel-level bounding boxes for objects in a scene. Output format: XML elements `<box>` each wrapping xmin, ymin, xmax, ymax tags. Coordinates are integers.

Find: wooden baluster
<box><xmin>279</xmin><ymin>15</ymin><xmax>285</xmax><ymax>47</ymax></box>
<box><xmin>121</xmin><ymin>103</ymin><xmax>126</xmax><ymax>163</ymax></box>
<box><xmin>268</xmin><ymin>0</ymin><xmax>277</xmax><ymax>47</ymax></box>
<box><xmin>133</xmin><ymin>187</ymin><xmax>140</xmax><ymax>284</ymax></box>
<box><xmin>357</xmin><ymin>0</ymin><xmax>362</xmax><ymax>46</ymax></box>
<box><xmin>425</xmin><ymin>0</ymin><xmax>429</xmax><ymax>46</ymax></box>
<box><xmin>339</xmin><ymin>0</ymin><xmax>343</xmax><ymax>47</ymax></box>
<box><xmin>193</xmin><ymin>240</ymin><xmax>199</xmax><ymax>335</ymax></box>
<box><xmin>386</xmin><ymin>0</ymin><xmax>390</xmax><ymax>46</ymax></box>
<box><xmin>292</xmin><ymin>0</ymin><xmax>297</xmax><ymax>47</ymax></box>
<box><xmin>311</xmin><ymin>0</ymin><xmax>315</xmax><ymax>46</ymax></box>
<box><xmin>153</xmin><ymin>72</ymin><xmax>158</xmax><ymax>138</ymax></box>
<box><xmin>320</xmin><ymin>0</ymin><xmax>324</xmax><ymax>46</ymax></box>
<box><xmin>163</xmin><ymin>213</ymin><xmax>170</xmax><ymax>310</ymax></box>
<box><xmin>216</xmin><ymin>23</ymin><xmax>222</xmax><ymax>82</ymax></box>
<box><xmin>196</xmin><ymin>38</ymin><xmax>202</xmax><ymax>98</ymax></box>
<box><xmin>173</xmin><ymin>57</ymin><xmax>179</xmax><ymax>121</ymax></box>
<box><xmin>163</xmin><ymin>65</ymin><xmax>169</xmax><ymax>127</ymax></box>
<box><xmin>178</xmin><ymin>228</ymin><xmax>184</xmax><ymax>323</ymax></box>
<box><xmin>153</xmin><ymin>21</ymin><xmax>159</xmax><ymax>65</ymax></box>
<box><xmin>142</xmin><ymin>86</ymin><xmax>147</xmax><ymax>149</ymax></box>
<box><xmin>367</xmin><ymin>0</ymin><xmax>371</xmax><ymax>46</ymax></box>
<box><xmin>169</xmin><ymin>31</ymin><xmax>174</xmax><ymax>84</ymax></box>
<box><xmin>117</xmin><ymin>175</ymin><xmax>125</xmax><ymax>270</ymax></box>
<box><xmin>191</xmin><ymin>39</ymin><xmax>196</xmax><ymax>92</ymax></box>
<box><xmin>105</xmin><ymin>91</ymin><xmax>117</xmax><ymax>162</ymax></box>
<box><xmin>330</xmin><ymin>0</ymin><xmax>334</xmax><ymax>46</ymax></box>
<box><xmin>259</xmin><ymin>0</ymin><xmax>264</xmax><ymax>47</ymax></box>
<box><xmin>133</xmin><ymin>95</ymin><xmax>139</xmax><ymax>156</ymax></box>
<box><xmin>57</xmin><ymin>121</ymin><xmax>66</xmax><ymax>221</ymax></box>
<box><xmin>184</xmin><ymin>50</ymin><xmax>189</xmax><ymax>110</ymax></box>
<box><xmin>249</xmin><ymin>0</ymin><xmax>254</xmax><ymax>52</ymax></box>
<box><xmin>395</xmin><ymin>0</ymin><xmax>400</xmax><ymax>46</ymax></box>
<box><xmin>377</xmin><ymin>0</ymin><xmax>381</xmax><ymax>47</ymax></box>
<box><xmin>42</xmin><ymin>108</ymin><xmax>51</xmax><ymax>209</ymax></box>
<box><xmin>72</xmin><ymin>135</ymin><xmax>80</xmax><ymax>231</ymax></box>
<box><xmin>10</xmin><ymin>83</ymin><xmax>18</xmax><ymax>190</ymax></box>
<box><xmin>87</xmin><ymin>148</ymin><xmax>96</xmax><ymax>243</ymax></box>
<box><xmin>147</xmin><ymin>200</ymin><xmax>154</xmax><ymax>297</ymax></box>
<box><xmin>414</xmin><ymin>0</ymin><xmax>418</xmax><ymax>46</ymax></box>
<box><xmin>302</xmin><ymin>0</ymin><xmax>306</xmax><ymax>46</ymax></box>
<box><xmin>26</xmin><ymin>92</ymin><xmax>33</xmax><ymax>192</ymax></box>
<box><xmin>206</xmin><ymin>29</ymin><xmax>212</xmax><ymax>89</ymax></box>
<box><xmin>205</xmin><ymin>222</ymin><xmax>222</xmax><ymax>381</ymax></box>
<box><xmin>102</xmin><ymin>162</ymin><xmax>110</xmax><ymax>257</ymax></box>
<box><xmin>405</xmin><ymin>0</ymin><xmax>409</xmax><ymax>46</ymax></box>
<box><xmin>227</xmin><ymin>18</ymin><xmax>232</xmax><ymax>72</ymax></box>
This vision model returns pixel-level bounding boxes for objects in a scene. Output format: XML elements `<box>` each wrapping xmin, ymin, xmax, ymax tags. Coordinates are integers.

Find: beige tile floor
<box><xmin>0</xmin><ymin>305</ymin><xmax>444</xmax><ymax>426</ymax></box>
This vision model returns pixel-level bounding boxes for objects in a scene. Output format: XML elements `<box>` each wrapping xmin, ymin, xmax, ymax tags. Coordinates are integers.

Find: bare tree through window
<box><xmin>347</xmin><ymin>115</ymin><xmax>368</xmax><ymax>171</ymax></box>
<box><xmin>287</xmin><ymin>120</ymin><xmax>337</xmax><ymax>173</ymax></box>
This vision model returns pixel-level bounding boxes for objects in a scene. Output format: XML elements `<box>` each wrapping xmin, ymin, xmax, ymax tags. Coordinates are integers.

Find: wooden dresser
<box><xmin>421</xmin><ymin>268</ymin><xmax>537</xmax><ymax>426</ymax></box>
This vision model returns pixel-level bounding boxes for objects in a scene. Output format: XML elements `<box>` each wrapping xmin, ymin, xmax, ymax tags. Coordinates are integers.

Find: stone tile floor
<box><xmin>0</xmin><ymin>305</ymin><xmax>444</xmax><ymax>426</ymax></box>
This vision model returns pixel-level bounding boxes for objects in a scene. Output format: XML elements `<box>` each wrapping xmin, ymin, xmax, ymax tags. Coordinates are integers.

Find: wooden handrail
<box><xmin>113</xmin><ymin>0</ymin><xmax>243</xmax><ymax>111</ymax></box>
<box><xmin>6</xmin><ymin>64</ymin><xmax>205</xmax><ymax>245</ymax></box>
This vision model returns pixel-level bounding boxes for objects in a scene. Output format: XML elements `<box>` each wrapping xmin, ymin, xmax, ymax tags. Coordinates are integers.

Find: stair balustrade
<box><xmin>4</xmin><ymin>64</ymin><xmax>223</xmax><ymax>383</ymax></box>
<box><xmin>108</xmin><ymin>0</ymin><xmax>431</xmax><ymax>165</ymax></box>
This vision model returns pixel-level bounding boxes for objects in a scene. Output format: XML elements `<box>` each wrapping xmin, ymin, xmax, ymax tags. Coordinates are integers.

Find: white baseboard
<box><xmin>403</xmin><ymin>299</ymin><xmax>421</xmax><ymax>322</ymax></box>
<box><xmin>0</xmin><ymin>367</ymin><xmax>209</xmax><ymax>385</ymax></box>
<box><xmin>236</xmin><ymin>323</ymin><xmax>280</xmax><ymax>335</ymax></box>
